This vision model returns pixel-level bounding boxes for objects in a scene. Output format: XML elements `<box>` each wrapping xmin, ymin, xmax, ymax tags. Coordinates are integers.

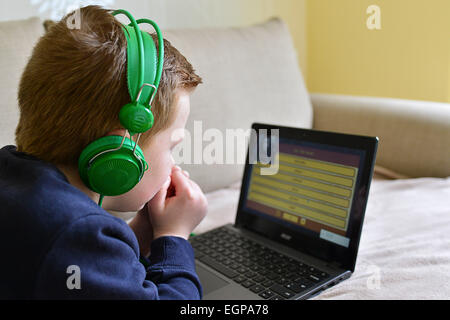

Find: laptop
<box><xmin>190</xmin><ymin>123</ymin><xmax>378</xmax><ymax>300</ymax></box>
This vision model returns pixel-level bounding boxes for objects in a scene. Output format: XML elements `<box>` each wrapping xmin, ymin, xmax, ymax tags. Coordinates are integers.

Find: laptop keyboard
<box><xmin>190</xmin><ymin>226</ymin><xmax>330</xmax><ymax>300</ymax></box>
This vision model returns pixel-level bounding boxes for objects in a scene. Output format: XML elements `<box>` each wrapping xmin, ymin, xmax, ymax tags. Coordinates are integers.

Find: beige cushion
<box><xmin>162</xmin><ymin>18</ymin><xmax>312</xmax><ymax>192</ymax></box>
<box><xmin>0</xmin><ymin>17</ymin><xmax>44</xmax><ymax>147</ymax></box>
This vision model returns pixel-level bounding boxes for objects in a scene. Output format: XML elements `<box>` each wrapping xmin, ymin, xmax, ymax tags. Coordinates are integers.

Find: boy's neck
<box><xmin>56</xmin><ymin>165</ymin><xmax>100</xmax><ymax>205</ymax></box>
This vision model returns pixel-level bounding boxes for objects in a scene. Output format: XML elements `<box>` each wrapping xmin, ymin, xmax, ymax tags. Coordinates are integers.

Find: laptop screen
<box><xmin>244</xmin><ymin>137</ymin><xmax>364</xmax><ymax>248</ymax></box>
<box><xmin>236</xmin><ymin>123</ymin><xmax>378</xmax><ymax>271</ymax></box>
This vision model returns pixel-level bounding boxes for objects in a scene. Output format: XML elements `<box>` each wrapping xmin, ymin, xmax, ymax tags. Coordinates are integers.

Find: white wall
<box><xmin>0</xmin><ymin>0</ymin><xmax>276</xmax><ymax>29</ymax></box>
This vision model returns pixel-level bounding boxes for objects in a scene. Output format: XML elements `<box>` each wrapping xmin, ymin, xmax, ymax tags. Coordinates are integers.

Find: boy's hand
<box><xmin>146</xmin><ymin>166</ymin><xmax>208</xmax><ymax>240</ymax></box>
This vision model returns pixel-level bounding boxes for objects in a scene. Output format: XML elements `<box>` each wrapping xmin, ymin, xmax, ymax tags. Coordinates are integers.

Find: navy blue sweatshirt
<box><xmin>0</xmin><ymin>145</ymin><xmax>202</xmax><ymax>299</ymax></box>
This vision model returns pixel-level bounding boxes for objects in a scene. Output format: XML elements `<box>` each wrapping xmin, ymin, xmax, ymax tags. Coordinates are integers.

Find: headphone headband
<box><xmin>112</xmin><ymin>10</ymin><xmax>164</xmax><ymax>108</ymax></box>
<box><xmin>111</xmin><ymin>9</ymin><xmax>145</xmax><ymax>90</ymax></box>
<box><xmin>78</xmin><ymin>9</ymin><xmax>164</xmax><ymax>205</ymax></box>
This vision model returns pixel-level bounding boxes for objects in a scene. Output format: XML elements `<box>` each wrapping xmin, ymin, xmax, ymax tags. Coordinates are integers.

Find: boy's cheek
<box><xmin>136</xmin><ymin>176</ymin><xmax>165</xmax><ymax>204</ymax></box>
<box><xmin>104</xmin><ymin>188</ymin><xmax>149</xmax><ymax>212</ymax></box>
<box><xmin>136</xmin><ymin>201</ymin><xmax>146</xmax><ymax>211</ymax></box>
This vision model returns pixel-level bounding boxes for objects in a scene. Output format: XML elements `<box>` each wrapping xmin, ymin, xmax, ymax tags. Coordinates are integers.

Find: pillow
<box><xmin>162</xmin><ymin>18</ymin><xmax>313</xmax><ymax>192</ymax></box>
<box><xmin>0</xmin><ymin>17</ymin><xmax>44</xmax><ymax>147</ymax></box>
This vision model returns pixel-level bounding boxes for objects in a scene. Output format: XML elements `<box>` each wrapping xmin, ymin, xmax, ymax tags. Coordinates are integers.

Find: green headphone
<box><xmin>78</xmin><ymin>9</ymin><xmax>164</xmax><ymax>206</ymax></box>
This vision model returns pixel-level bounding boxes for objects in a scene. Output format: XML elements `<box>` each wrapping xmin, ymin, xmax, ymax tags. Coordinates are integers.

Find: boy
<box><xmin>0</xmin><ymin>5</ymin><xmax>207</xmax><ymax>299</ymax></box>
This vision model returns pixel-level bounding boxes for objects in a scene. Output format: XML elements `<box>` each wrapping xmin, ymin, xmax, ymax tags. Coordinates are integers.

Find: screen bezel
<box><xmin>235</xmin><ymin>123</ymin><xmax>378</xmax><ymax>272</ymax></box>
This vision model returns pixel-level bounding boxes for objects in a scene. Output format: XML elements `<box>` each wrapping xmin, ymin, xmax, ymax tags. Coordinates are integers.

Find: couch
<box><xmin>1</xmin><ymin>16</ymin><xmax>449</xmax><ymax>299</ymax></box>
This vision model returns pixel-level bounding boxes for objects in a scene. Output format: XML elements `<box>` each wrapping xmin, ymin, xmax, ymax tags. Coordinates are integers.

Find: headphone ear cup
<box><xmin>78</xmin><ymin>136</ymin><xmax>147</xmax><ymax>196</ymax></box>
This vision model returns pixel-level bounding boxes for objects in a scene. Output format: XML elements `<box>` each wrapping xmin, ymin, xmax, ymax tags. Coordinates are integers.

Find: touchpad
<box><xmin>196</xmin><ymin>263</ymin><xmax>230</xmax><ymax>295</ymax></box>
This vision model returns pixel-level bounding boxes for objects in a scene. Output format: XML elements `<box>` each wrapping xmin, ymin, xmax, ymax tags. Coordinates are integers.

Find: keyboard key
<box><xmin>274</xmin><ymin>268</ymin><xmax>284</xmax><ymax>274</ymax></box>
<box><xmin>249</xmin><ymin>264</ymin><xmax>263</xmax><ymax>272</ymax></box>
<box><xmin>193</xmin><ymin>249</ymin><xmax>204</xmax><ymax>259</ymax></box>
<box><xmin>228</xmin><ymin>253</ymin><xmax>238</xmax><ymax>260</ymax></box>
<box><xmin>308</xmin><ymin>274</ymin><xmax>321</xmax><ymax>283</ymax></box>
<box><xmin>258</xmin><ymin>268</ymin><xmax>271</xmax><ymax>276</ymax></box>
<box><xmin>298</xmin><ymin>262</ymin><xmax>309</xmax><ymax>268</ymax></box>
<box><xmin>269</xmin><ymin>295</ymin><xmax>285</xmax><ymax>300</ymax></box>
<box><xmin>266</xmin><ymin>272</ymin><xmax>280</xmax><ymax>281</ymax></box>
<box><xmin>242</xmin><ymin>260</ymin><xmax>253</xmax><ymax>267</ymax></box>
<box><xmin>242</xmin><ymin>280</ymin><xmax>255</xmax><ymax>288</ymax></box>
<box><xmin>236</xmin><ymin>266</ymin><xmax>248</xmax><ymax>274</ymax></box>
<box><xmin>266</xmin><ymin>264</ymin><xmax>276</xmax><ymax>270</ymax></box>
<box><xmin>294</xmin><ymin>278</ymin><xmax>313</xmax><ymax>290</ymax></box>
<box><xmin>275</xmin><ymin>277</ymin><xmax>290</xmax><ymax>285</ymax></box>
<box><xmin>259</xmin><ymin>290</ymin><xmax>275</xmax><ymax>299</ymax></box>
<box><xmin>222</xmin><ymin>259</ymin><xmax>232</xmax><ymax>266</ymax></box>
<box><xmin>216</xmin><ymin>255</ymin><xmax>226</xmax><ymax>263</ymax></box>
<box><xmin>287</xmin><ymin>264</ymin><xmax>298</xmax><ymax>273</ymax></box>
<box><xmin>233</xmin><ymin>275</ymin><xmax>247</xmax><ymax>284</ymax></box>
<box><xmin>270</xmin><ymin>284</ymin><xmax>296</xmax><ymax>299</ymax></box>
<box><xmin>262</xmin><ymin>280</ymin><xmax>274</xmax><ymax>288</ymax></box>
<box><xmin>314</xmin><ymin>271</ymin><xmax>329</xmax><ymax>280</ymax></box>
<box><xmin>229</xmin><ymin>263</ymin><xmax>240</xmax><ymax>270</ymax></box>
<box><xmin>222</xmin><ymin>250</ymin><xmax>233</xmax><ymax>257</ymax></box>
<box><xmin>296</xmin><ymin>269</ymin><xmax>307</xmax><ymax>276</ymax></box>
<box><xmin>210</xmin><ymin>252</ymin><xmax>220</xmax><ymax>259</ymax></box>
<box><xmin>249</xmin><ymin>284</ymin><xmax>265</xmax><ymax>294</ymax></box>
<box><xmin>285</xmin><ymin>282</ymin><xmax>307</xmax><ymax>293</ymax></box>
<box><xmin>199</xmin><ymin>256</ymin><xmax>238</xmax><ymax>279</ymax></box>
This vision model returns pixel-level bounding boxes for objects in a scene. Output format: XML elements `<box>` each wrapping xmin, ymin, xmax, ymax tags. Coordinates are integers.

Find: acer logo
<box><xmin>280</xmin><ymin>233</ymin><xmax>292</xmax><ymax>241</ymax></box>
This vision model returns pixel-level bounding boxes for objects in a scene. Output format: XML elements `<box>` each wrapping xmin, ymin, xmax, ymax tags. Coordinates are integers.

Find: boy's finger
<box><xmin>170</xmin><ymin>168</ymin><xmax>193</xmax><ymax>197</ymax></box>
<box><xmin>172</xmin><ymin>165</ymin><xmax>182</xmax><ymax>172</ymax></box>
<box><xmin>189</xmin><ymin>179</ymin><xmax>205</xmax><ymax>198</ymax></box>
<box><xmin>172</xmin><ymin>166</ymin><xmax>189</xmax><ymax>178</ymax></box>
<box><xmin>148</xmin><ymin>177</ymin><xmax>171</xmax><ymax>210</ymax></box>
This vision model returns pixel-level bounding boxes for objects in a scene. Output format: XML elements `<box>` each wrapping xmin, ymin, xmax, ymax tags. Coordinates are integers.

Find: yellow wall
<box><xmin>4</xmin><ymin>0</ymin><xmax>447</xmax><ymax>102</ymax></box>
<box><xmin>266</xmin><ymin>0</ymin><xmax>308</xmax><ymax>80</ymax></box>
<box><xmin>306</xmin><ymin>0</ymin><xmax>450</xmax><ymax>102</ymax></box>
<box><xmin>145</xmin><ymin>0</ymin><xmax>449</xmax><ymax>103</ymax></box>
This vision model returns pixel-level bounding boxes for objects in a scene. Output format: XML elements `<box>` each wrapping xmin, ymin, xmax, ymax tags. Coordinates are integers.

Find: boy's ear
<box><xmin>43</xmin><ymin>20</ymin><xmax>56</xmax><ymax>33</ymax></box>
<box><xmin>106</xmin><ymin>128</ymin><xmax>127</xmax><ymax>137</ymax></box>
